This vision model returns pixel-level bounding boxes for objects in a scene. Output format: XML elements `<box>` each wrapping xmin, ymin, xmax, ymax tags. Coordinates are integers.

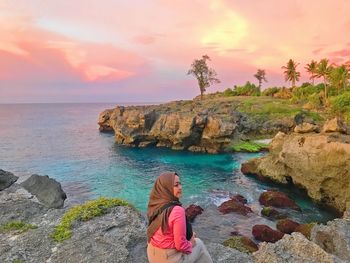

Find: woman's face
<box><xmin>173</xmin><ymin>175</ymin><xmax>182</xmax><ymax>199</ymax></box>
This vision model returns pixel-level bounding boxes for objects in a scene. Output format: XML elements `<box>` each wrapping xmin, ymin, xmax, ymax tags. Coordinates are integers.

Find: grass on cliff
<box><xmin>231</xmin><ymin>141</ymin><xmax>269</xmax><ymax>152</ymax></box>
<box><xmin>0</xmin><ymin>221</ymin><xmax>37</xmax><ymax>234</ymax></box>
<box><xmin>51</xmin><ymin>197</ymin><xmax>129</xmax><ymax>242</ymax></box>
<box><xmin>235</xmin><ymin>97</ymin><xmax>323</xmax><ymax>121</ymax></box>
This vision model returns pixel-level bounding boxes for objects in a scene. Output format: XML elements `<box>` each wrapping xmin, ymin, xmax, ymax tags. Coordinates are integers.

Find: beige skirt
<box><xmin>147</xmin><ymin>238</ymin><xmax>213</xmax><ymax>263</ymax></box>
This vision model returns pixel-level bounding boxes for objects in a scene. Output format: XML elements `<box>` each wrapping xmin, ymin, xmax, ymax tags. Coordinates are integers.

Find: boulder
<box><xmin>21</xmin><ymin>175</ymin><xmax>67</xmax><ymax>208</ymax></box>
<box><xmin>0</xmin><ymin>169</ymin><xmax>18</xmax><ymax>191</ymax></box>
<box><xmin>252</xmin><ymin>225</ymin><xmax>284</xmax><ymax>243</ymax></box>
<box><xmin>261</xmin><ymin>207</ymin><xmax>288</xmax><ymax>220</ymax></box>
<box><xmin>276</xmin><ymin>218</ymin><xmax>300</xmax><ymax>234</ymax></box>
<box><xmin>259</xmin><ymin>191</ymin><xmax>300</xmax><ymax>211</ymax></box>
<box><xmin>185</xmin><ymin>204</ymin><xmax>204</xmax><ymax>222</ymax></box>
<box><xmin>218</xmin><ymin>196</ymin><xmax>252</xmax><ymax>216</ymax></box>
<box><xmin>253</xmin><ymin>232</ymin><xmax>343</xmax><ymax>263</ymax></box>
<box><xmin>322</xmin><ymin>118</ymin><xmax>347</xmax><ymax>134</ymax></box>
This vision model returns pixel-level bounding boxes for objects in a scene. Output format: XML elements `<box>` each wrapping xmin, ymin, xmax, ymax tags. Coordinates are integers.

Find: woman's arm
<box><xmin>171</xmin><ymin>206</ymin><xmax>192</xmax><ymax>253</ymax></box>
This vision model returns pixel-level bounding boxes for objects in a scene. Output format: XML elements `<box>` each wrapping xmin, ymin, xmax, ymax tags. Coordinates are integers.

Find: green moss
<box><xmin>261</xmin><ymin>206</ymin><xmax>272</xmax><ymax>217</ymax></box>
<box><xmin>223</xmin><ymin>236</ymin><xmax>257</xmax><ymax>254</ymax></box>
<box><xmin>51</xmin><ymin>197</ymin><xmax>129</xmax><ymax>242</ymax></box>
<box><xmin>232</xmin><ymin>141</ymin><xmax>268</xmax><ymax>152</ymax></box>
<box><xmin>0</xmin><ymin>221</ymin><xmax>37</xmax><ymax>234</ymax></box>
<box><xmin>12</xmin><ymin>260</ymin><xmax>23</xmax><ymax>263</ymax></box>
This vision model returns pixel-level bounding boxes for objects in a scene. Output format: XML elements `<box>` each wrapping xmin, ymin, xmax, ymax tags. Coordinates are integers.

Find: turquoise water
<box><xmin>0</xmin><ymin>103</ymin><xmax>335</xmax><ymax>228</ymax></box>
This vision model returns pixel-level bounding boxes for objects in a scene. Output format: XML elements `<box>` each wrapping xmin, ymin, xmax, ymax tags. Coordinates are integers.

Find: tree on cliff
<box><xmin>282</xmin><ymin>59</ymin><xmax>300</xmax><ymax>89</ymax></box>
<box><xmin>254</xmin><ymin>69</ymin><xmax>267</xmax><ymax>90</ymax></box>
<box><xmin>187</xmin><ymin>55</ymin><xmax>220</xmax><ymax>100</ymax></box>
<box><xmin>316</xmin><ymin>58</ymin><xmax>332</xmax><ymax>99</ymax></box>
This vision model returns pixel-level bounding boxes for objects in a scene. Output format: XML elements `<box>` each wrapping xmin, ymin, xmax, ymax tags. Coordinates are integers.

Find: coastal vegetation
<box><xmin>0</xmin><ymin>221</ymin><xmax>37</xmax><ymax>234</ymax></box>
<box><xmin>51</xmin><ymin>197</ymin><xmax>129</xmax><ymax>242</ymax></box>
<box><xmin>205</xmin><ymin>58</ymin><xmax>350</xmax><ymax>122</ymax></box>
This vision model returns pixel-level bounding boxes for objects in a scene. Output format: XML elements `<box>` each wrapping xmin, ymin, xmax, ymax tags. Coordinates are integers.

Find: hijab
<box><xmin>147</xmin><ymin>171</ymin><xmax>181</xmax><ymax>242</ymax></box>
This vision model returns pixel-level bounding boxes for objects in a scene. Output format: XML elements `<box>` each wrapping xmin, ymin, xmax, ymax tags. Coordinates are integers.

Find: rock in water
<box><xmin>21</xmin><ymin>174</ymin><xmax>67</xmax><ymax>208</ymax></box>
<box><xmin>0</xmin><ymin>169</ymin><xmax>18</xmax><ymax>191</ymax></box>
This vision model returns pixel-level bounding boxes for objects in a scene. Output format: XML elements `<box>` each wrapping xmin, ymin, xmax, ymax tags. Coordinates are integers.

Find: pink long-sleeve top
<box><xmin>150</xmin><ymin>205</ymin><xmax>192</xmax><ymax>254</ymax></box>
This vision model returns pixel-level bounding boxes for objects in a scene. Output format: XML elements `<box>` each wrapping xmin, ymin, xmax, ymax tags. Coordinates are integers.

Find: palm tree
<box><xmin>282</xmin><ymin>59</ymin><xmax>300</xmax><ymax>89</ymax></box>
<box><xmin>305</xmin><ymin>60</ymin><xmax>318</xmax><ymax>85</ymax></box>
<box><xmin>329</xmin><ymin>65</ymin><xmax>349</xmax><ymax>94</ymax></box>
<box><xmin>254</xmin><ymin>69</ymin><xmax>267</xmax><ymax>90</ymax></box>
<box><xmin>316</xmin><ymin>59</ymin><xmax>331</xmax><ymax>99</ymax></box>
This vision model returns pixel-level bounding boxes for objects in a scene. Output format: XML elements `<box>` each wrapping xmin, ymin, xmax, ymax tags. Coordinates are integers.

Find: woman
<box><xmin>147</xmin><ymin>171</ymin><xmax>213</xmax><ymax>263</ymax></box>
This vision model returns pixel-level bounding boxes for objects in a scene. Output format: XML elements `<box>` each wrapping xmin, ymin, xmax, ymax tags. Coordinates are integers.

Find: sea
<box><xmin>0</xmin><ymin>103</ymin><xmax>335</xmax><ymax>240</ymax></box>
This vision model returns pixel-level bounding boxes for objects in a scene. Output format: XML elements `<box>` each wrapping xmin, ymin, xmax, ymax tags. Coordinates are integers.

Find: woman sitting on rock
<box><xmin>147</xmin><ymin>171</ymin><xmax>213</xmax><ymax>263</ymax></box>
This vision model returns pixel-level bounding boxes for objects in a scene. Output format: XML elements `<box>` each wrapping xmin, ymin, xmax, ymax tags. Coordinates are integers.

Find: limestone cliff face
<box><xmin>241</xmin><ymin>119</ymin><xmax>350</xmax><ymax>213</ymax></box>
<box><xmin>98</xmin><ymin>99</ymin><xmax>294</xmax><ymax>153</ymax></box>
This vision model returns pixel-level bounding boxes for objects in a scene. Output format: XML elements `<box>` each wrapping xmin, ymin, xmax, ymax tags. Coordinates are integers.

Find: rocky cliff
<box><xmin>241</xmin><ymin>118</ymin><xmax>350</xmax><ymax>214</ymax></box>
<box><xmin>98</xmin><ymin>98</ymin><xmax>297</xmax><ymax>153</ymax></box>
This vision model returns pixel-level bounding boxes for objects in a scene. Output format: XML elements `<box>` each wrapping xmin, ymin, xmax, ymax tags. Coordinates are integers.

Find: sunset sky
<box><xmin>1</xmin><ymin>0</ymin><xmax>350</xmax><ymax>103</ymax></box>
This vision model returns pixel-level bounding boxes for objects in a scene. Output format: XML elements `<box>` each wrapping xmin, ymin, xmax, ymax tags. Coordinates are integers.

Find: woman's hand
<box><xmin>190</xmin><ymin>232</ymin><xmax>197</xmax><ymax>247</ymax></box>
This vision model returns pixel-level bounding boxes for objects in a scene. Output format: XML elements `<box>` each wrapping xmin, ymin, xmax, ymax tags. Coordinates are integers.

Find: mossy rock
<box><xmin>223</xmin><ymin>236</ymin><xmax>258</xmax><ymax>253</ymax></box>
<box><xmin>231</xmin><ymin>141</ymin><xmax>269</xmax><ymax>153</ymax></box>
<box><xmin>261</xmin><ymin>206</ymin><xmax>288</xmax><ymax>220</ymax></box>
<box><xmin>0</xmin><ymin>221</ymin><xmax>37</xmax><ymax>234</ymax></box>
<box><xmin>51</xmin><ymin>197</ymin><xmax>129</xmax><ymax>242</ymax></box>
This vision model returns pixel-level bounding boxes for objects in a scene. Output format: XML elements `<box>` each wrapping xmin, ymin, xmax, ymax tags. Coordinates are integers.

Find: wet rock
<box><xmin>259</xmin><ymin>191</ymin><xmax>300</xmax><ymax>211</ymax></box>
<box><xmin>185</xmin><ymin>204</ymin><xmax>204</xmax><ymax>222</ymax></box>
<box><xmin>276</xmin><ymin>218</ymin><xmax>300</xmax><ymax>234</ymax></box>
<box><xmin>0</xmin><ymin>169</ymin><xmax>18</xmax><ymax>191</ymax></box>
<box><xmin>252</xmin><ymin>225</ymin><xmax>284</xmax><ymax>243</ymax></box>
<box><xmin>253</xmin><ymin>232</ymin><xmax>343</xmax><ymax>263</ymax></box>
<box><xmin>261</xmin><ymin>207</ymin><xmax>288</xmax><ymax>220</ymax></box>
<box><xmin>21</xmin><ymin>174</ymin><xmax>67</xmax><ymax>208</ymax></box>
<box><xmin>311</xmin><ymin>219</ymin><xmax>350</xmax><ymax>261</ymax></box>
<box><xmin>218</xmin><ymin>196</ymin><xmax>252</xmax><ymax>216</ymax></box>
<box><xmin>223</xmin><ymin>236</ymin><xmax>258</xmax><ymax>253</ymax></box>
<box><xmin>295</xmin><ymin>223</ymin><xmax>316</xmax><ymax>240</ymax></box>
<box><xmin>230</xmin><ymin>194</ymin><xmax>248</xmax><ymax>204</ymax></box>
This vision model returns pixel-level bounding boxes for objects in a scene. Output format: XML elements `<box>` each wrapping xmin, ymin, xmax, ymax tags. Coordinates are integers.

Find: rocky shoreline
<box><xmin>1</xmin><ymin>169</ymin><xmax>349</xmax><ymax>262</ymax></box>
<box><xmin>98</xmin><ymin>98</ymin><xmax>298</xmax><ymax>153</ymax></box>
<box><xmin>241</xmin><ymin>118</ymin><xmax>350</xmax><ymax>215</ymax></box>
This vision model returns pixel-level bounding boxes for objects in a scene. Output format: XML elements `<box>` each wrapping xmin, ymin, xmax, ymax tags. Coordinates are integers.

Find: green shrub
<box><xmin>262</xmin><ymin>87</ymin><xmax>279</xmax><ymax>97</ymax></box>
<box><xmin>51</xmin><ymin>197</ymin><xmax>129</xmax><ymax>242</ymax></box>
<box><xmin>232</xmin><ymin>81</ymin><xmax>261</xmax><ymax>96</ymax></box>
<box><xmin>222</xmin><ymin>88</ymin><xmax>235</xmax><ymax>97</ymax></box>
<box><xmin>329</xmin><ymin>92</ymin><xmax>350</xmax><ymax>121</ymax></box>
<box><xmin>0</xmin><ymin>221</ymin><xmax>37</xmax><ymax>234</ymax></box>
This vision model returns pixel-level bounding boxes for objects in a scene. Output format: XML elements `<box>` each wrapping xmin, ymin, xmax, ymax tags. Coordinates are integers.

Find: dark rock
<box><xmin>185</xmin><ymin>204</ymin><xmax>204</xmax><ymax>222</ymax></box>
<box><xmin>295</xmin><ymin>223</ymin><xmax>316</xmax><ymax>240</ymax></box>
<box><xmin>259</xmin><ymin>190</ymin><xmax>300</xmax><ymax>211</ymax></box>
<box><xmin>261</xmin><ymin>207</ymin><xmax>288</xmax><ymax>220</ymax></box>
<box><xmin>0</xmin><ymin>169</ymin><xmax>18</xmax><ymax>191</ymax></box>
<box><xmin>230</xmin><ymin>194</ymin><xmax>247</xmax><ymax>204</ymax></box>
<box><xmin>223</xmin><ymin>236</ymin><xmax>258</xmax><ymax>253</ymax></box>
<box><xmin>276</xmin><ymin>218</ymin><xmax>300</xmax><ymax>234</ymax></box>
<box><xmin>21</xmin><ymin>174</ymin><xmax>67</xmax><ymax>208</ymax></box>
<box><xmin>218</xmin><ymin>197</ymin><xmax>252</xmax><ymax>216</ymax></box>
<box><xmin>252</xmin><ymin>225</ymin><xmax>284</xmax><ymax>243</ymax></box>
